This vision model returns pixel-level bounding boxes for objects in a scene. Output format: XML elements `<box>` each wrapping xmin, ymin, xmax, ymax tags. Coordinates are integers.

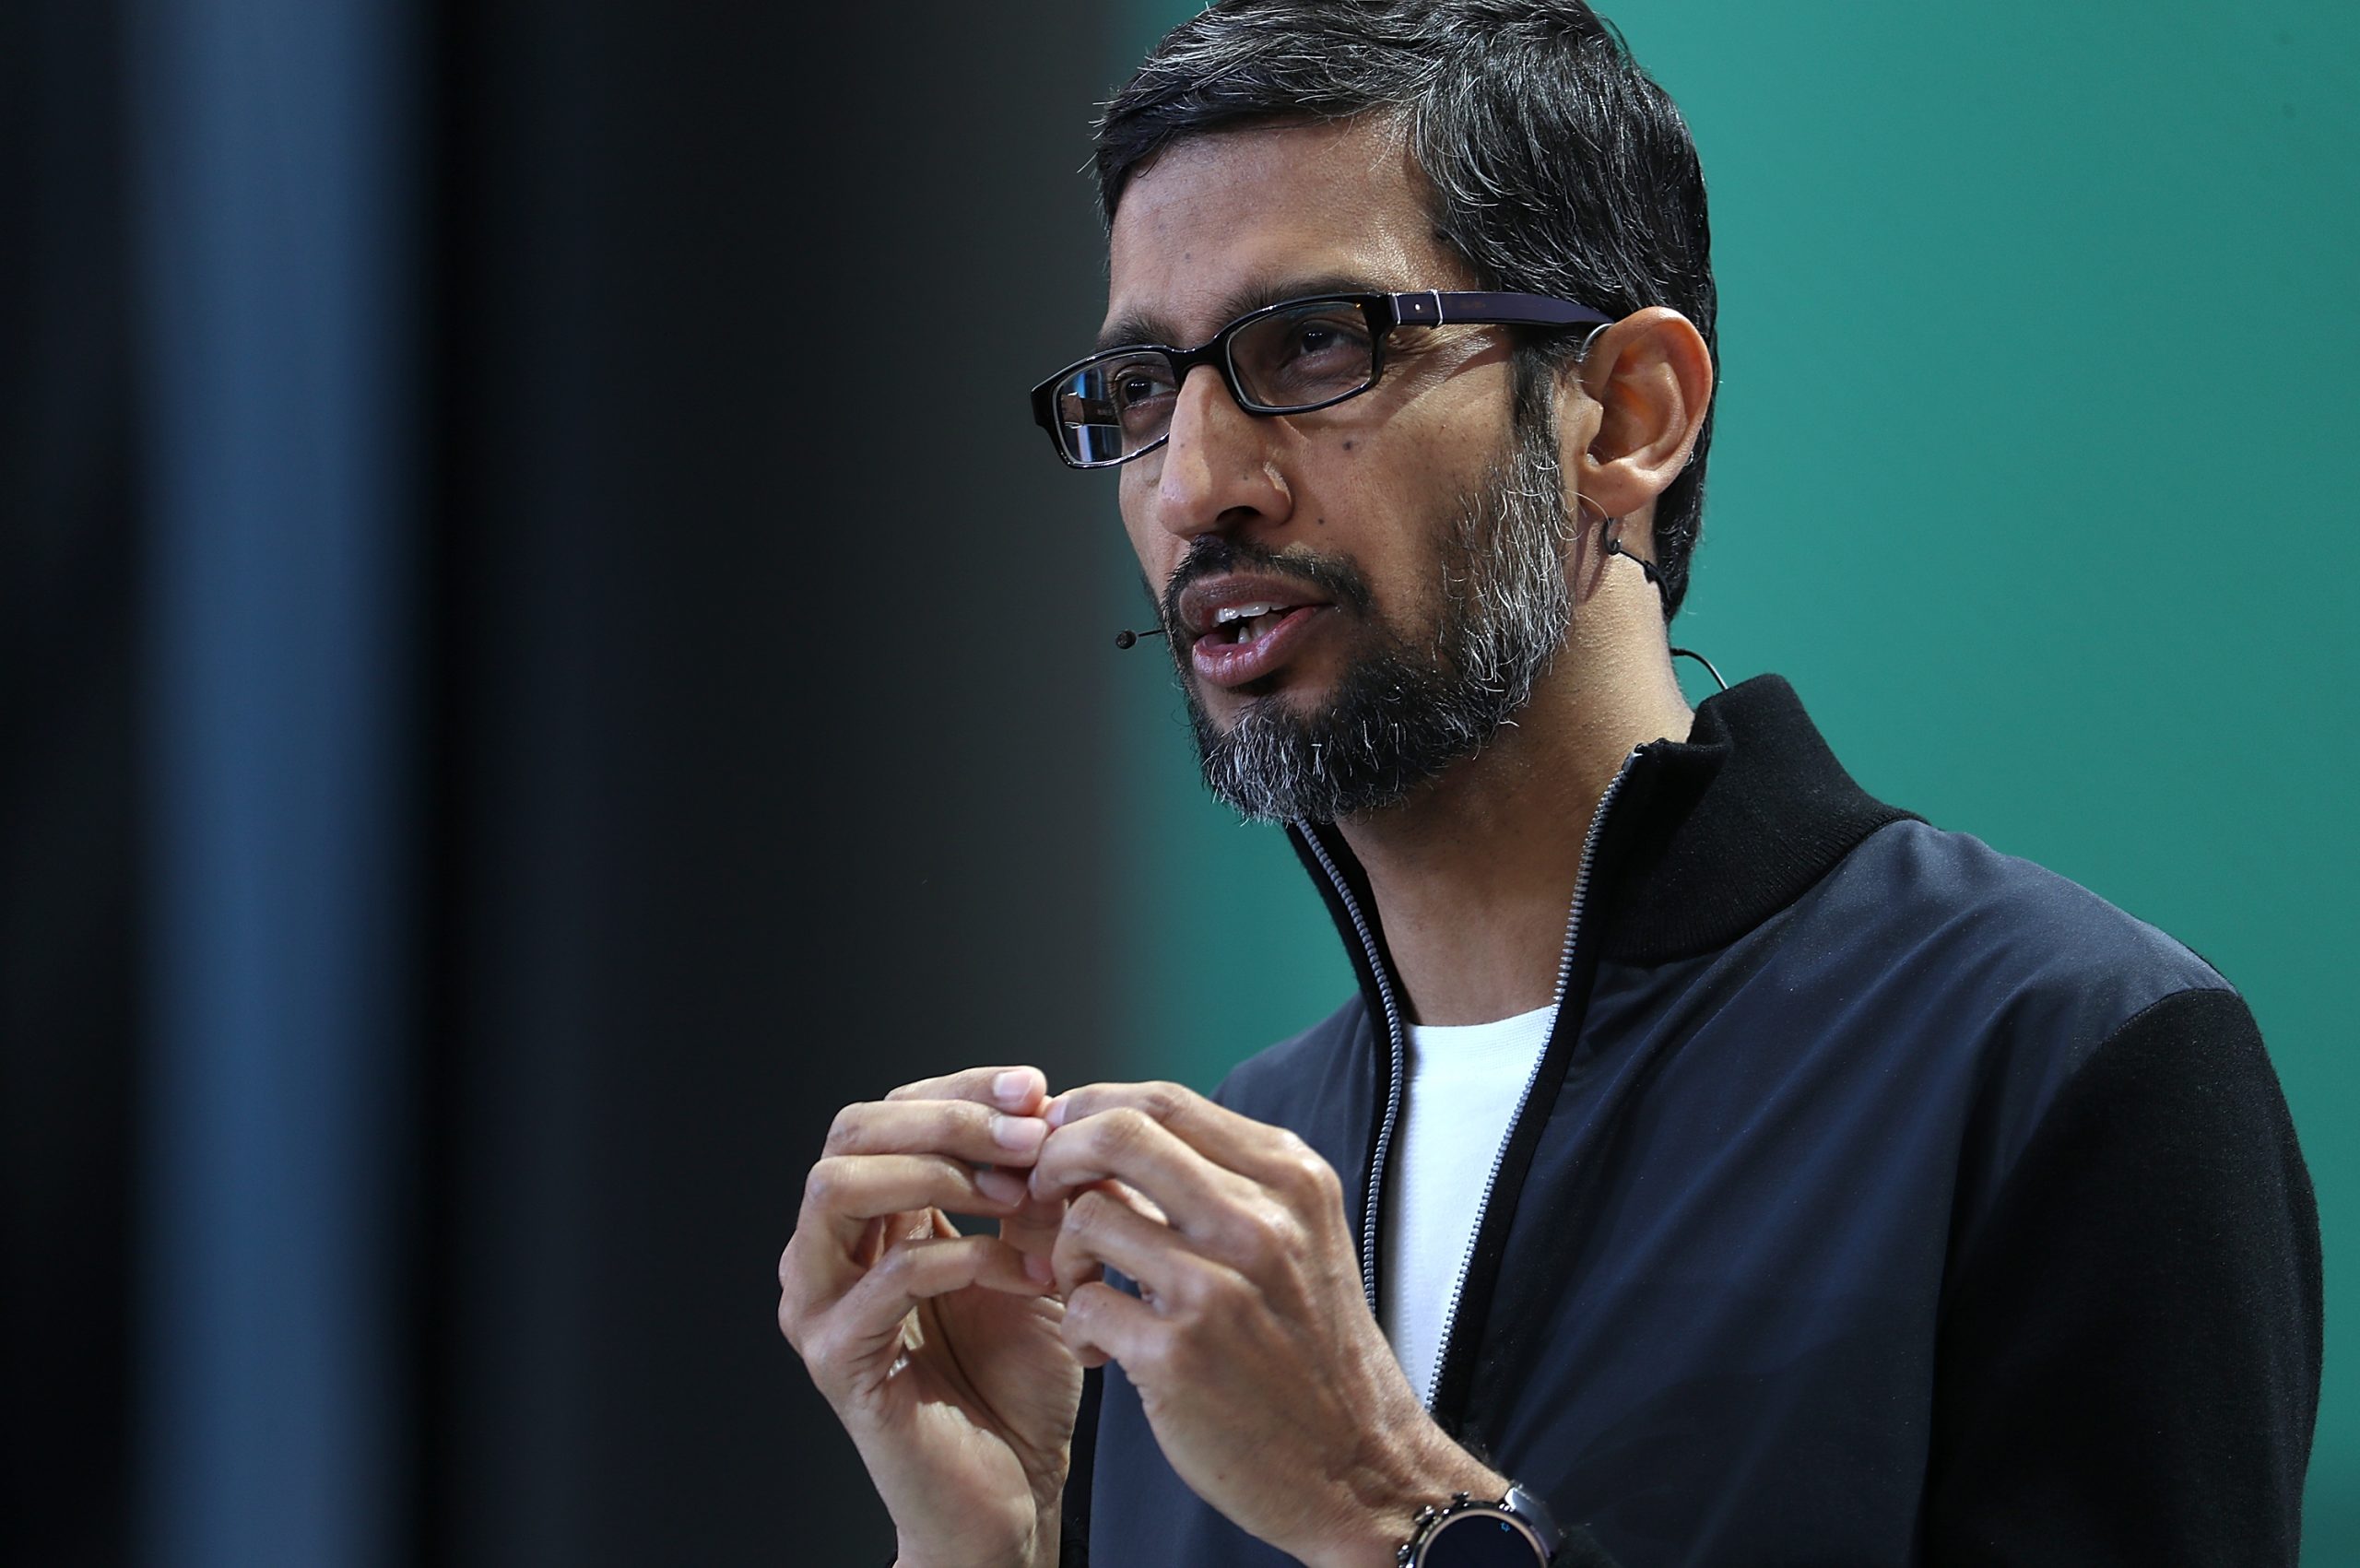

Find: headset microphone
<box><xmin>1600</xmin><ymin>530</ymin><xmax>1663</xmax><ymax>590</ymax></box>
<box><xmin>1600</xmin><ymin>521</ymin><xmax>1729</xmax><ymax>692</ymax></box>
<box><xmin>1114</xmin><ymin>627</ymin><xmax>1168</xmax><ymax>649</ymax></box>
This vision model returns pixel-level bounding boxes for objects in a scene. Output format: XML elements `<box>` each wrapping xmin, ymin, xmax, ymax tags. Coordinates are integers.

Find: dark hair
<box><xmin>1096</xmin><ymin>0</ymin><xmax>1717</xmax><ymax>620</ymax></box>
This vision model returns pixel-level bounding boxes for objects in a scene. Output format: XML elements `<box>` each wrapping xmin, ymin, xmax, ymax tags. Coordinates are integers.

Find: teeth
<box><xmin>1213</xmin><ymin>603</ymin><xmax>1288</xmax><ymax>644</ymax></box>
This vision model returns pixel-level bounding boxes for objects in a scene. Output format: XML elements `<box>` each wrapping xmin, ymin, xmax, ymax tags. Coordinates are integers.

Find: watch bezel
<box><xmin>1398</xmin><ymin>1491</ymin><xmax>1554</xmax><ymax>1567</ymax></box>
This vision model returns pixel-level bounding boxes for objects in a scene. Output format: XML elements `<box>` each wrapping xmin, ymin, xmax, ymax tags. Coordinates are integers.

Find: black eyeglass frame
<box><xmin>1028</xmin><ymin>289</ymin><xmax>1615</xmax><ymax>470</ymax></box>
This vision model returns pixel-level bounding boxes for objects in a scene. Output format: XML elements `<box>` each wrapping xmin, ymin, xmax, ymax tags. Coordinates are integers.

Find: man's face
<box><xmin>1104</xmin><ymin>118</ymin><xmax>1576</xmax><ymax>821</ymax></box>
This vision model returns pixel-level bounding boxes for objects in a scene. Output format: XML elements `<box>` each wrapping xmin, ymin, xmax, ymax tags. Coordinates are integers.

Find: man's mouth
<box><xmin>1175</xmin><ymin>575</ymin><xmax>1332</xmax><ymax>641</ymax></box>
<box><xmin>1164</xmin><ymin>548</ymin><xmax>1368</xmax><ymax>693</ymax></box>
<box><xmin>1205</xmin><ymin>602</ymin><xmax>1303</xmax><ymax>645</ymax></box>
<box><xmin>1177</xmin><ymin>582</ymin><xmax>1333</xmax><ymax>690</ymax></box>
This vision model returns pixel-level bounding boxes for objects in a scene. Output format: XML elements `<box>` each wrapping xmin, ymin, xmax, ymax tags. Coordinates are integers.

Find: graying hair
<box><xmin>1186</xmin><ymin>380</ymin><xmax>1575</xmax><ymax>823</ymax></box>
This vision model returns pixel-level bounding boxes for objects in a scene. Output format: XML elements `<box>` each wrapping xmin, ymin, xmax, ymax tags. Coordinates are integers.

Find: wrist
<box><xmin>1302</xmin><ymin>1435</ymin><xmax>1506</xmax><ymax>1568</ymax></box>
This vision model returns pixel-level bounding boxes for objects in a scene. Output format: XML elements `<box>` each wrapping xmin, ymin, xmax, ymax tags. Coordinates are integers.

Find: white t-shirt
<box><xmin>1379</xmin><ymin>1001</ymin><xmax>1557</xmax><ymax>1408</ymax></box>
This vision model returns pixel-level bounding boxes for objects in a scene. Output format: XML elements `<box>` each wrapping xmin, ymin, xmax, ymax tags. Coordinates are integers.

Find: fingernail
<box><xmin>975</xmin><ymin>1166</ymin><xmax>1027</xmax><ymax>1205</ymax></box>
<box><xmin>1022</xmin><ymin>1251</ymin><xmax>1053</xmax><ymax>1284</ymax></box>
<box><xmin>992</xmin><ymin>1070</ymin><xmax>1032</xmax><ymax>1108</ymax></box>
<box><xmin>1045</xmin><ymin>1096</ymin><xmax>1070</xmax><ymax>1128</ymax></box>
<box><xmin>992</xmin><ymin>1114</ymin><xmax>1045</xmax><ymax>1152</ymax></box>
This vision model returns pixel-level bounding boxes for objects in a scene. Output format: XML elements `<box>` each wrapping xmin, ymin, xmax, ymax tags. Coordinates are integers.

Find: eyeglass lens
<box><xmin>1051</xmin><ymin>299</ymin><xmax>1379</xmax><ymax>466</ymax></box>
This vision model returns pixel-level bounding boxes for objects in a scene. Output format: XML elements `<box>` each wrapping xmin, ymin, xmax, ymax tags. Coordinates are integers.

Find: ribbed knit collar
<box><xmin>1286</xmin><ymin>674</ymin><xmax>1915</xmax><ymax>1001</ymax></box>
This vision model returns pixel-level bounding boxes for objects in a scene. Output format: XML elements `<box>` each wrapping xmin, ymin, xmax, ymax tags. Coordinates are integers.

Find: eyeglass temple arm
<box><xmin>1393</xmin><ymin>289</ymin><xmax>1614</xmax><ymax>331</ymax></box>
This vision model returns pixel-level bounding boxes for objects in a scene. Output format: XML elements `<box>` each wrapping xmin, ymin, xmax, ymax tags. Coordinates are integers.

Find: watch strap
<box><xmin>1502</xmin><ymin>1484</ymin><xmax>1564</xmax><ymax>1553</ymax></box>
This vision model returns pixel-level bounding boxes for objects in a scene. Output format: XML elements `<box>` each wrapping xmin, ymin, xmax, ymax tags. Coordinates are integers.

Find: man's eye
<box><xmin>1114</xmin><ymin>372</ymin><xmax>1169</xmax><ymax>407</ymax></box>
<box><xmin>1289</xmin><ymin>324</ymin><xmax>1348</xmax><ymax>357</ymax></box>
<box><xmin>1240</xmin><ymin>309</ymin><xmax>1375</xmax><ymax>404</ymax></box>
<box><xmin>1281</xmin><ymin>317</ymin><xmax>1367</xmax><ymax>360</ymax></box>
<box><xmin>1102</xmin><ymin>362</ymin><xmax>1174</xmax><ymax>430</ymax></box>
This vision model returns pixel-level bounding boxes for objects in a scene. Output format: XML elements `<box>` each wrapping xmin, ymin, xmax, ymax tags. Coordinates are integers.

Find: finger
<box><xmin>883</xmin><ymin>1064</ymin><xmax>1047</xmax><ymax>1114</ymax></box>
<box><xmin>997</xmin><ymin>1182</ymin><xmax>1153</xmax><ymax>1289</ymax></box>
<box><xmin>1029</xmin><ymin>1103</ymin><xmax>1247</xmax><ymax>1234</ymax></box>
<box><xmin>830</xmin><ymin>1232</ymin><xmax>1053</xmax><ymax>1366</ymax></box>
<box><xmin>799</xmin><ymin>1152</ymin><xmax>1021</xmax><ymax>1261</ymax></box>
<box><xmin>997</xmin><ymin>1191</ymin><xmax>1068</xmax><ymax>1264</ymax></box>
<box><xmin>1059</xmin><ymin>1279</ymin><xmax>1163</xmax><ymax>1373</ymax></box>
<box><xmin>1050</xmin><ymin>1079</ymin><xmax>1336</xmax><ymax>1195</ymax></box>
<box><xmin>1052</xmin><ymin>1182</ymin><xmax>1220</xmax><ymax>1303</ymax></box>
<box><xmin>824</xmin><ymin>1096</ymin><xmax>1050</xmax><ymax>1170</ymax></box>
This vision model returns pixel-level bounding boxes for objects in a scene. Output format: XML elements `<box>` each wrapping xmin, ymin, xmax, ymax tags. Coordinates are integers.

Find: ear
<box><xmin>1564</xmin><ymin>307</ymin><xmax>1714</xmax><ymax>543</ymax></box>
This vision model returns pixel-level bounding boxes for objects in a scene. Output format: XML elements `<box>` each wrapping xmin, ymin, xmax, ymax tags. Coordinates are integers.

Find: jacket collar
<box><xmin>1285</xmin><ymin>674</ymin><xmax>1915</xmax><ymax>1007</ymax></box>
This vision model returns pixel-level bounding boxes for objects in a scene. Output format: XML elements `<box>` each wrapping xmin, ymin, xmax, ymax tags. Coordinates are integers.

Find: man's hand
<box><xmin>777</xmin><ymin>1066</ymin><xmax>1083</xmax><ymax>1568</ymax></box>
<box><xmin>1031</xmin><ymin>1081</ymin><xmax>1505</xmax><ymax>1568</ymax></box>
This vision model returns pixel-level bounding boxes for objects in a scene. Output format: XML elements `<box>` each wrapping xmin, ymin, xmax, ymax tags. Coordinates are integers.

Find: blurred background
<box><xmin>4</xmin><ymin>0</ymin><xmax>2352</xmax><ymax>1562</ymax></box>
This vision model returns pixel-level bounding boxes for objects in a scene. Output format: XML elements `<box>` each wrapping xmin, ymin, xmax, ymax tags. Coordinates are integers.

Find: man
<box><xmin>776</xmin><ymin>4</ymin><xmax>2321</xmax><ymax>1564</ymax></box>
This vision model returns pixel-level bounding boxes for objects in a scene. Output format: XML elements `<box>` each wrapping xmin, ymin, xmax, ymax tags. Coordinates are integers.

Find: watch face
<box><xmin>1422</xmin><ymin>1511</ymin><xmax>1548</xmax><ymax>1567</ymax></box>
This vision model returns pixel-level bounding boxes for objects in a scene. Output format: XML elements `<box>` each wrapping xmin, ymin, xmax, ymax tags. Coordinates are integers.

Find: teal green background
<box><xmin>1098</xmin><ymin>1</ymin><xmax>2357</xmax><ymax>1555</ymax></box>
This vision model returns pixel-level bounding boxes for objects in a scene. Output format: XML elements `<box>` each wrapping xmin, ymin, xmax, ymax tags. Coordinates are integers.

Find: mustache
<box><xmin>1157</xmin><ymin>536</ymin><xmax>1375</xmax><ymax>640</ymax></box>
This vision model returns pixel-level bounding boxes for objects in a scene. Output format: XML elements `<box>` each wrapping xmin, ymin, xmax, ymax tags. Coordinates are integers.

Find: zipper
<box><xmin>1297</xmin><ymin>745</ymin><xmax>1643</xmax><ymax>1335</ymax></box>
<box><xmin>1420</xmin><ymin>747</ymin><xmax>1642</xmax><ymax>1407</ymax></box>
<box><xmin>1300</xmin><ymin>824</ymin><xmax>1407</xmax><ymax>1315</ymax></box>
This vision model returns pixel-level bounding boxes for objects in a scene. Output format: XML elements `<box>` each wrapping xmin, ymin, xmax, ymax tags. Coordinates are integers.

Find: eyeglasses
<box><xmin>1029</xmin><ymin>289</ymin><xmax>1611</xmax><ymax>470</ymax></box>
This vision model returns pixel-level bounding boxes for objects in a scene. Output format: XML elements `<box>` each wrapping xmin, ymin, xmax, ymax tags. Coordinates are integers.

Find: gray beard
<box><xmin>1180</xmin><ymin>419</ymin><xmax>1575</xmax><ymax>824</ymax></box>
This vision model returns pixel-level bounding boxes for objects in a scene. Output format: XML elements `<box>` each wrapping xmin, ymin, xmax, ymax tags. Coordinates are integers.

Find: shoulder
<box><xmin>1779</xmin><ymin>819</ymin><xmax>2260</xmax><ymax>1209</ymax></box>
<box><xmin>1806</xmin><ymin>818</ymin><xmax>2234</xmax><ymax>1084</ymax></box>
<box><xmin>1832</xmin><ymin>817</ymin><xmax>2227</xmax><ymax>996</ymax></box>
<box><xmin>1833</xmin><ymin>824</ymin><xmax>2308</xmax><ymax>1280</ymax></box>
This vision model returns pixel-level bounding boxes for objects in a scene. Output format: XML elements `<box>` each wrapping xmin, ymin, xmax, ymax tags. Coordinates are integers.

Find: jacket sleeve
<box><xmin>1057</xmin><ymin>1366</ymin><xmax>1103</xmax><ymax>1568</ymax></box>
<box><xmin>1924</xmin><ymin>986</ymin><xmax>2322</xmax><ymax>1563</ymax></box>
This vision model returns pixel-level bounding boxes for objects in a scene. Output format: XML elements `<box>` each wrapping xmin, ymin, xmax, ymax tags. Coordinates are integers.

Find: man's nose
<box><xmin>1151</xmin><ymin>364</ymin><xmax>1290</xmax><ymax>541</ymax></box>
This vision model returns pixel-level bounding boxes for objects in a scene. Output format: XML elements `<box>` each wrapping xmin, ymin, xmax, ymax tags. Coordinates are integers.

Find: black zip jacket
<box><xmin>1062</xmin><ymin>676</ymin><xmax>2320</xmax><ymax>1567</ymax></box>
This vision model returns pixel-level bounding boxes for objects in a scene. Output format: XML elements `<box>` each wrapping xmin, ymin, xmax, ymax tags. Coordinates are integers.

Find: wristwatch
<box><xmin>1396</xmin><ymin>1484</ymin><xmax>1565</xmax><ymax>1566</ymax></box>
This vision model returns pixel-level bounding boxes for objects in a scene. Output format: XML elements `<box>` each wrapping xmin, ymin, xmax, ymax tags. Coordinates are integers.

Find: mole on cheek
<box><xmin>1341</xmin><ymin>439</ymin><xmax>1356</xmax><ymax>452</ymax></box>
